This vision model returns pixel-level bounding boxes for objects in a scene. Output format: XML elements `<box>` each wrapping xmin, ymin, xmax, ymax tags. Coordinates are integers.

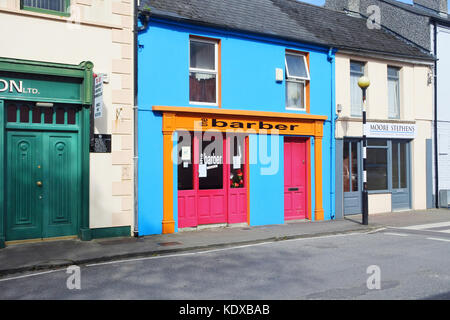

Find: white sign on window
<box><xmin>364</xmin><ymin>122</ymin><xmax>416</xmax><ymax>139</ymax></box>
<box><xmin>94</xmin><ymin>75</ymin><xmax>103</xmax><ymax>119</ymax></box>
<box><xmin>233</xmin><ymin>156</ymin><xmax>241</xmax><ymax>169</ymax></box>
<box><xmin>199</xmin><ymin>164</ymin><xmax>207</xmax><ymax>178</ymax></box>
<box><xmin>181</xmin><ymin>146</ymin><xmax>191</xmax><ymax>161</ymax></box>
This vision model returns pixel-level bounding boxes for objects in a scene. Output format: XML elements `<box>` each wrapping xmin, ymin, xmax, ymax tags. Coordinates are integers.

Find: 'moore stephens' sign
<box><xmin>364</xmin><ymin>122</ymin><xmax>416</xmax><ymax>139</ymax></box>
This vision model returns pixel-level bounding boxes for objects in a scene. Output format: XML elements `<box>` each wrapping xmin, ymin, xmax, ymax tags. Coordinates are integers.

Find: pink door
<box><xmin>178</xmin><ymin>135</ymin><xmax>197</xmax><ymax>228</ymax></box>
<box><xmin>284</xmin><ymin>137</ymin><xmax>307</xmax><ymax>220</ymax></box>
<box><xmin>178</xmin><ymin>133</ymin><xmax>248</xmax><ymax>228</ymax></box>
<box><xmin>227</xmin><ymin>135</ymin><xmax>248</xmax><ymax>224</ymax></box>
<box><xmin>197</xmin><ymin>134</ymin><xmax>227</xmax><ymax>225</ymax></box>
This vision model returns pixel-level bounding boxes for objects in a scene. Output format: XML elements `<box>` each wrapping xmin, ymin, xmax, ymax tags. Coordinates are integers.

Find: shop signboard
<box><xmin>364</xmin><ymin>122</ymin><xmax>416</xmax><ymax>139</ymax></box>
<box><xmin>0</xmin><ymin>75</ymin><xmax>82</xmax><ymax>103</ymax></box>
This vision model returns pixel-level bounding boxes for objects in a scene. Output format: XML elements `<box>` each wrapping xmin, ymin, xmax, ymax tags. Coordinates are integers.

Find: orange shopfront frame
<box><xmin>154</xmin><ymin>106</ymin><xmax>327</xmax><ymax>234</ymax></box>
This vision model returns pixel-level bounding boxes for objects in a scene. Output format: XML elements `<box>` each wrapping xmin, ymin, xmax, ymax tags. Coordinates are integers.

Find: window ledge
<box><xmin>285</xmin><ymin>107</ymin><xmax>307</xmax><ymax>112</ymax></box>
<box><xmin>368</xmin><ymin>190</ymin><xmax>391</xmax><ymax>195</ymax></box>
<box><xmin>22</xmin><ymin>6</ymin><xmax>70</xmax><ymax>17</ymax></box>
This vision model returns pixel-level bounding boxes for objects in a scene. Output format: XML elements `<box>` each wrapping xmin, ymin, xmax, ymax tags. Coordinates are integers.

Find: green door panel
<box><xmin>43</xmin><ymin>132</ymin><xmax>79</xmax><ymax>238</ymax></box>
<box><xmin>6</xmin><ymin>130</ymin><xmax>80</xmax><ymax>241</ymax></box>
<box><xmin>6</xmin><ymin>132</ymin><xmax>43</xmax><ymax>241</ymax></box>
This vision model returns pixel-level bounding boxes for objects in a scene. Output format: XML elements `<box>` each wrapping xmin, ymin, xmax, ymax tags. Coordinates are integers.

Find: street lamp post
<box><xmin>358</xmin><ymin>76</ymin><xmax>370</xmax><ymax>226</ymax></box>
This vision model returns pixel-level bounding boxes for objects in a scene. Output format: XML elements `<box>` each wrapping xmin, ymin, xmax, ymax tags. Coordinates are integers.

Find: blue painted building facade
<box><xmin>137</xmin><ymin>17</ymin><xmax>336</xmax><ymax>235</ymax></box>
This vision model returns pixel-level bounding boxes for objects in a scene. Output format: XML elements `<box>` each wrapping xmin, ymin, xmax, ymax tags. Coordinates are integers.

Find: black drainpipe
<box><xmin>433</xmin><ymin>21</ymin><xmax>439</xmax><ymax>208</ymax></box>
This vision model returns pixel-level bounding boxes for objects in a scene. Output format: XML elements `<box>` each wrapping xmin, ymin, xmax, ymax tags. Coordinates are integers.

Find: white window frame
<box><xmin>189</xmin><ymin>38</ymin><xmax>219</xmax><ymax>106</ymax></box>
<box><xmin>285</xmin><ymin>52</ymin><xmax>310</xmax><ymax>111</ymax></box>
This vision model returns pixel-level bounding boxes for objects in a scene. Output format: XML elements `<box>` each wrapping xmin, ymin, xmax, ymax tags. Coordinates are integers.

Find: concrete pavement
<box><xmin>0</xmin><ymin>208</ymin><xmax>449</xmax><ymax>277</ymax></box>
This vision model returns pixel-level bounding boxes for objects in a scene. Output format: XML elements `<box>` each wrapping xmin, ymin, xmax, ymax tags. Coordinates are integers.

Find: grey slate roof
<box><xmin>139</xmin><ymin>0</ymin><xmax>434</xmax><ymax>60</ymax></box>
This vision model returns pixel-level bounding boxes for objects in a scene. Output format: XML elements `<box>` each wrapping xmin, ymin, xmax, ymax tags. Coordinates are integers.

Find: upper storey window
<box><xmin>22</xmin><ymin>0</ymin><xmax>70</xmax><ymax>16</ymax></box>
<box><xmin>388</xmin><ymin>66</ymin><xmax>401</xmax><ymax>119</ymax></box>
<box><xmin>189</xmin><ymin>38</ymin><xmax>219</xmax><ymax>105</ymax></box>
<box><xmin>285</xmin><ymin>52</ymin><xmax>310</xmax><ymax>111</ymax></box>
<box><xmin>350</xmin><ymin>61</ymin><xmax>365</xmax><ymax>117</ymax></box>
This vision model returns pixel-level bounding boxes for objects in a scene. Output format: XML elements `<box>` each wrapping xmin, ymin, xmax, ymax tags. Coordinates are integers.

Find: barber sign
<box><xmin>94</xmin><ymin>75</ymin><xmax>103</xmax><ymax>119</ymax></box>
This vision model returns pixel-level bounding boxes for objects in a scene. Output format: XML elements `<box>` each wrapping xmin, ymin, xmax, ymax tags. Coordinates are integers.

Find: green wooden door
<box><xmin>6</xmin><ymin>131</ymin><xmax>43</xmax><ymax>240</ymax></box>
<box><xmin>42</xmin><ymin>132</ymin><xmax>79</xmax><ymax>238</ymax></box>
<box><xmin>6</xmin><ymin>131</ymin><xmax>79</xmax><ymax>241</ymax></box>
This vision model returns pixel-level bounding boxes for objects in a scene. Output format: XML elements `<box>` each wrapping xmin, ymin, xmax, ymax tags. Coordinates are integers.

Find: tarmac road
<box><xmin>1</xmin><ymin>223</ymin><xmax>450</xmax><ymax>300</ymax></box>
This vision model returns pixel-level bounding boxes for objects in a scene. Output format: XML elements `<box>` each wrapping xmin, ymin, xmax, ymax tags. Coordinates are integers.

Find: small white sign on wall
<box><xmin>439</xmin><ymin>134</ymin><xmax>449</xmax><ymax>155</ymax></box>
<box><xmin>94</xmin><ymin>75</ymin><xmax>103</xmax><ymax>119</ymax></box>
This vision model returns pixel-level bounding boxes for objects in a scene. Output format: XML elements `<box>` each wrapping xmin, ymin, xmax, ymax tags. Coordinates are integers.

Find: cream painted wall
<box><xmin>336</xmin><ymin>53</ymin><xmax>433</xmax><ymax>213</ymax></box>
<box><xmin>0</xmin><ymin>1</ymin><xmax>134</xmax><ymax>232</ymax></box>
<box><xmin>368</xmin><ymin>194</ymin><xmax>391</xmax><ymax>214</ymax></box>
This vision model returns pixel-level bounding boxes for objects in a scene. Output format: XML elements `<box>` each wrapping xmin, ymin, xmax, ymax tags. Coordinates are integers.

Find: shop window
<box><xmin>6</xmin><ymin>103</ymin><xmax>78</xmax><ymax>125</ymax></box>
<box><xmin>388</xmin><ymin>66</ymin><xmax>400</xmax><ymax>119</ymax></box>
<box><xmin>199</xmin><ymin>134</ymin><xmax>223</xmax><ymax>190</ymax></box>
<box><xmin>6</xmin><ymin>104</ymin><xmax>17</xmax><ymax>122</ymax></box>
<box><xmin>177</xmin><ymin>134</ymin><xmax>194</xmax><ymax>191</ymax></box>
<box><xmin>367</xmin><ymin>140</ymin><xmax>388</xmax><ymax>191</ymax></box>
<box><xmin>19</xmin><ymin>105</ymin><xmax>30</xmax><ymax>123</ymax></box>
<box><xmin>285</xmin><ymin>52</ymin><xmax>310</xmax><ymax>111</ymax></box>
<box><xmin>350</xmin><ymin>61</ymin><xmax>365</xmax><ymax>117</ymax></box>
<box><xmin>343</xmin><ymin>141</ymin><xmax>359</xmax><ymax>193</ymax></box>
<box><xmin>22</xmin><ymin>0</ymin><xmax>70</xmax><ymax>16</ymax></box>
<box><xmin>189</xmin><ymin>38</ymin><xmax>219</xmax><ymax>105</ymax></box>
<box><xmin>229</xmin><ymin>135</ymin><xmax>245</xmax><ymax>188</ymax></box>
<box><xmin>392</xmin><ymin>141</ymin><xmax>408</xmax><ymax>189</ymax></box>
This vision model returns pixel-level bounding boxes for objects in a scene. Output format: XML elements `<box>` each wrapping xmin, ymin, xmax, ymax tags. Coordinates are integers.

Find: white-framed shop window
<box><xmin>285</xmin><ymin>52</ymin><xmax>310</xmax><ymax>111</ymax></box>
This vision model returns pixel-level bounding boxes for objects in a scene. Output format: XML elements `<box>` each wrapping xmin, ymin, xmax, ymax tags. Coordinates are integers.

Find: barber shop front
<box><xmin>138</xmin><ymin>106</ymin><xmax>332</xmax><ymax>235</ymax></box>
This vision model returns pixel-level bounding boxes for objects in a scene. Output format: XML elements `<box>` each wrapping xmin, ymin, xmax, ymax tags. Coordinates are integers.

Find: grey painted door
<box><xmin>391</xmin><ymin>140</ymin><xmax>411</xmax><ymax>211</ymax></box>
<box><xmin>343</xmin><ymin>140</ymin><xmax>362</xmax><ymax>215</ymax></box>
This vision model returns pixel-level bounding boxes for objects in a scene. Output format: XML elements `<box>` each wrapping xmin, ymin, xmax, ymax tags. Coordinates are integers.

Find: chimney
<box><xmin>347</xmin><ymin>0</ymin><xmax>361</xmax><ymax>13</ymax></box>
<box><xmin>325</xmin><ymin>0</ymin><xmax>361</xmax><ymax>16</ymax></box>
<box><xmin>414</xmin><ymin>0</ymin><xmax>448</xmax><ymax>15</ymax></box>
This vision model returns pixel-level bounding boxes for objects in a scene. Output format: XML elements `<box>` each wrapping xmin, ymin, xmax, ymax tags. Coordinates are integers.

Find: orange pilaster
<box><xmin>314</xmin><ymin>136</ymin><xmax>324</xmax><ymax>221</ymax></box>
<box><xmin>314</xmin><ymin>120</ymin><xmax>324</xmax><ymax>221</ymax></box>
<box><xmin>162</xmin><ymin>131</ymin><xmax>175</xmax><ymax>234</ymax></box>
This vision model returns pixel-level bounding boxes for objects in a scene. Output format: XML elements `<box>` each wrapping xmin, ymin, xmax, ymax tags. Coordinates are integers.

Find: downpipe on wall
<box><xmin>328</xmin><ymin>47</ymin><xmax>336</xmax><ymax>220</ymax></box>
<box><xmin>133</xmin><ymin>7</ymin><xmax>151</xmax><ymax>237</ymax></box>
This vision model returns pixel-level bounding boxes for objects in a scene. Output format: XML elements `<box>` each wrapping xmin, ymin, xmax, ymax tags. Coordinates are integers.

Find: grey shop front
<box><xmin>335</xmin><ymin>122</ymin><xmax>433</xmax><ymax>217</ymax></box>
